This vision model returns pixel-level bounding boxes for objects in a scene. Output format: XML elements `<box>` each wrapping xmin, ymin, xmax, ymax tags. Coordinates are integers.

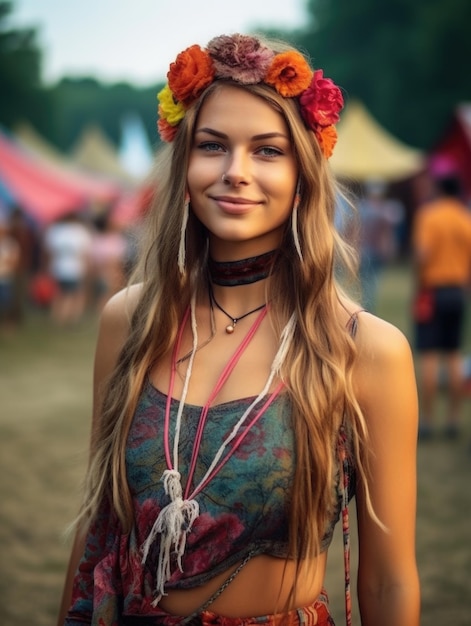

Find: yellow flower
<box><xmin>157</xmin><ymin>85</ymin><xmax>185</xmax><ymax>126</ymax></box>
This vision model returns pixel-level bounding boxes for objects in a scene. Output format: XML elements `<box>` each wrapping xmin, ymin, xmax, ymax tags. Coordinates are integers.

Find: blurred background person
<box><xmin>0</xmin><ymin>211</ymin><xmax>20</xmax><ymax>333</ymax></box>
<box><xmin>90</xmin><ymin>211</ymin><xmax>127</xmax><ymax>311</ymax></box>
<box><xmin>412</xmin><ymin>174</ymin><xmax>471</xmax><ymax>440</ymax></box>
<box><xmin>357</xmin><ymin>178</ymin><xmax>404</xmax><ymax>311</ymax></box>
<box><xmin>43</xmin><ymin>212</ymin><xmax>93</xmax><ymax>326</ymax></box>
<box><xmin>9</xmin><ymin>206</ymin><xmax>37</xmax><ymax>325</ymax></box>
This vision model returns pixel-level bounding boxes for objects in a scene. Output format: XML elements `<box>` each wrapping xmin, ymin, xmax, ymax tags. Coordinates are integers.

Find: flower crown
<box><xmin>157</xmin><ymin>34</ymin><xmax>344</xmax><ymax>159</ymax></box>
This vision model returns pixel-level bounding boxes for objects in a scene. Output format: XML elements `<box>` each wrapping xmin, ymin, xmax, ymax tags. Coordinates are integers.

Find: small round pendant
<box><xmin>225</xmin><ymin>324</ymin><xmax>235</xmax><ymax>334</ymax></box>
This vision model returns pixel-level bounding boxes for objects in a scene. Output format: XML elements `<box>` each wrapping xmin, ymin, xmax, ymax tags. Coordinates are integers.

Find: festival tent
<box><xmin>0</xmin><ymin>128</ymin><xmax>90</xmax><ymax>224</ymax></box>
<box><xmin>71</xmin><ymin>125</ymin><xmax>138</xmax><ymax>185</ymax></box>
<box><xmin>0</xmin><ymin>176</ymin><xmax>15</xmax><ymax>207</ymax></box>
<box><xmin>429</xmin><ymin>103</ymin><xmax>471</xmax><ymax>197</ymax></box>
<box><xmin>0</xmin><ymin>126</ymin><xmax>125</xmax><ymax>225</ymax></box>
<box><xmin>14</xmin><ymin>122</ymin><xmax>122</xmax><ymax>206</ymax></box>
<box><xmin>329</xmin><ymin>100</ymin><xmax>425</xmax><ymax>183</ymax></box>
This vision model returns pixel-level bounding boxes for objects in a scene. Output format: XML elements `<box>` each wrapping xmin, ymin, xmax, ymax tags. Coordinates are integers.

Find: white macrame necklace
<box><xmin>141</xmin><ymin>293</ymin><xmax>297</xmax><ymax>604</ymax></box>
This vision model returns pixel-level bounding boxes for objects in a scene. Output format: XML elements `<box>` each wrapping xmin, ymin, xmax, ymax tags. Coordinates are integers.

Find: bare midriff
<box><xmin>158</xmin><ymin>552</ymin><xmax>328</xmax><ymax>617</ymax></box>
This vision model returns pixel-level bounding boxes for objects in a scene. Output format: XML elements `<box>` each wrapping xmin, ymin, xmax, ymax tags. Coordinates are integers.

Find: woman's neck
<box><xmin>208</xmin><ymin>249</ymin><xmax>278</xmax><ymax>287</ymax></box>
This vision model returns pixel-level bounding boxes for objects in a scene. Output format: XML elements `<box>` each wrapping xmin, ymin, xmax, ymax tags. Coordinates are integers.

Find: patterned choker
<box><xmin>208</xmin><ymin>249</ymin><xmax>278</xmax><ymax>287</ymax></box>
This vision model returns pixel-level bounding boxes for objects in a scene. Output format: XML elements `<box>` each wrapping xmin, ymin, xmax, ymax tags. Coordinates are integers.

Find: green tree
<box><xmin>285</xmin><ymin>0</ymin><xmax>471</xmax><ymax>149</ymax></box>
<box><xmin>0</xmin><ymin>0</ymin><xmax>51</xmax><ymax>132</ymax></box>
<box><xmin>47</xmin><ymin>77</ymin><xmax>162</xmax><ymax>152</ymax></box>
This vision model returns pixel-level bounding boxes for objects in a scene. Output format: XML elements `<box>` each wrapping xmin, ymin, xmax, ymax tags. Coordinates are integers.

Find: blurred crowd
<box><xmin>0</xmin><ymin>205</ymin><xmax>140</xmax><ymax>332</ymax></box>
<box><xmin>337</xmin><ymin>170</ymin><xmax>471</xmax><ymax>444</ymax></box>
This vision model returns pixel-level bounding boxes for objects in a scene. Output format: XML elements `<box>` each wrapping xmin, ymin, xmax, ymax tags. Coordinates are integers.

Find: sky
<box><xmin>10</xmin><ymin>0</ymin><xmax>307</xmax><ymax>86</ymax></box>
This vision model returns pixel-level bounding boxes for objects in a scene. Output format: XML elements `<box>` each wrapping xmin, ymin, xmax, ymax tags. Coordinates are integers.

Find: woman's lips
<box><xmin>211</xmin><ymin>196</ymin><xmax>261</xmax><ymax>214</ymax></box>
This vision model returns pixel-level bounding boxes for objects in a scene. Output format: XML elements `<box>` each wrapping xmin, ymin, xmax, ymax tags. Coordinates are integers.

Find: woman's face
<box><xmin>187</xmin><ymin>85</ymin><xmax>298</xmax><ymax>260</ymax></box>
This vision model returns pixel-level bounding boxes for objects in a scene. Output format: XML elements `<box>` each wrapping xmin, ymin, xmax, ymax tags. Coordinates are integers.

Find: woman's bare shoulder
<box><xmin>100</xmin><ymin>283</ymin><xmax>142</xmax><ymax>331</ymax></box>
<box><xmin>351</xmin><ymin>311</ymin><xmax>417</xmax><ymax>424</ymax></box>
<box><xmin>93</xmin><ymin>283</ymin><xmax>143</xmax><ymax>383</ymax></box>
<box><xmin>353</xmin><ymin>310</ymin><xmax>412</xmax><ymax>362</ymax></box>
<box><xmin>335</xmin><ymin>296</ymin><xmax>409</xmax><ymax>352</ymax></box>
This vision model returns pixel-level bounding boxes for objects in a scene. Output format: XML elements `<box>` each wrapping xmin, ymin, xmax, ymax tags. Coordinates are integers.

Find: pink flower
<box><xmin>207</xmin><ymin>34</ymin><xmax>275</xmax><ymax>84</ymax></box>
<box><xmin>300</xmin><ymin>69</ymin><xmax>344</xmax><ymax>128</ymax></box>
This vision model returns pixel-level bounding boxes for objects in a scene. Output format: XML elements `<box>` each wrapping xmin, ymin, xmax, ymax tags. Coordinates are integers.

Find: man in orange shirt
<box><xmin>412</xmin><ymin>174</ymin><xmax>471</xmax><ymax>439</ymax></box>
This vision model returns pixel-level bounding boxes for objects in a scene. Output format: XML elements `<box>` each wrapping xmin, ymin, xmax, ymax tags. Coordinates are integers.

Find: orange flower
<box><xmin>158</xmin><ymin>118</ymin><xmax>179</xmax><ymax>142</ymax></box>
<box><xmin>168</xmin><ymin>45</ymin><xmax>215</xmax><ymax>106</ymax></box>
<box><xmin>315</xmin><ymin>125</ymin><xmax>338</xmax><ymax>159</ymax></box>
<box><xmin>265</xmin><ymin>51</ymin><xmax>312</xmax><ymax>97</ymax></box>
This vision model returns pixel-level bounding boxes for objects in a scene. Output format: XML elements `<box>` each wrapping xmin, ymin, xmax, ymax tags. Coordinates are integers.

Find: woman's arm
<box><xmin>353</xmin><ymin>313</ymin><xmax>420</xmax><ymax>626</ymax></box>
<box><xmin>56</xmin><ymin>285</ymin><xmax>138</xmax><ymax>626</ymax></box>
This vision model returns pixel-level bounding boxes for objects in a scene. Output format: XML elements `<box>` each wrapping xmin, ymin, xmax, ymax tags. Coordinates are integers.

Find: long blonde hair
<box><xmin>80</xmin><ymin>75</ymin><xmax>376</xmax><ymax>579</ymax></box>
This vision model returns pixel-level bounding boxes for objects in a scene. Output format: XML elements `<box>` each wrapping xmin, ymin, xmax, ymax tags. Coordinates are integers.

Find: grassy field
<box><xmin>1</xmin><ymin>263</ymin><xmax>470</xmax><ymax>626</ymax></box>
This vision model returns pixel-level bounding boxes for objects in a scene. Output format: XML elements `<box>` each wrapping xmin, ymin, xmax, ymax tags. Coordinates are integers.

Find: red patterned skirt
<box><xmin>198</xmin><ymin>591</ymin><xmax>334</xmax><ymax>625</ymax></box>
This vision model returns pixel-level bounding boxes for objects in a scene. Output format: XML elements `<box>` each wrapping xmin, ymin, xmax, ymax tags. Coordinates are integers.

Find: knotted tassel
<box><xmin>141</xmin><ymin>469</ymin><xmax>200</xmax><ymax>604</ymax></box>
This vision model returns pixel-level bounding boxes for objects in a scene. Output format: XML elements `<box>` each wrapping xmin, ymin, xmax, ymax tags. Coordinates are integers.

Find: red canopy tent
<box><xmin>0</xmin><ymin>129</ymin><xmax>121</xmax><ymax>225</ymax></box>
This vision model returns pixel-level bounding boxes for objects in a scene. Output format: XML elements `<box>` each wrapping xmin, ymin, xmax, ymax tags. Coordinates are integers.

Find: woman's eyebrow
<box><xmin>194</xmin><ymin>128</ymin><xmax>289</xmax><ymax>141</ymax></box>
<box><xmin>194</xmin><ymin>127</ymin><xmax>227</xmax><ymax>138</ymax></box>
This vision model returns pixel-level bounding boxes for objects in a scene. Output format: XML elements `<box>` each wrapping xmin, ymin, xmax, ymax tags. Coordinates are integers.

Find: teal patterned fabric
<box><xmin>66</xmin><ymin>381</ymin><xmax>348</xmax><ymax>624</ymax></box>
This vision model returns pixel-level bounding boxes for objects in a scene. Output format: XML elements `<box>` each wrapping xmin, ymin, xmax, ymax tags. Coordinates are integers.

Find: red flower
<box><xmin>300</xmin><ymin>69</ymin><xmax>344</xmax><ymax>128</ymax></box>
<box><xmin>157</xmin><ymin>118</ymin><xmax>179</xmax><ymax>142</ymax></box>
<box><xmin>168</xmin><ymin>45</ymin><xmax>215</xmax><ymax>106</ymax></box>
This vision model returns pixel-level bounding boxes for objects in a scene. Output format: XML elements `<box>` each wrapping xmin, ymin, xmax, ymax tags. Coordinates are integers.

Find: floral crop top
<box><xmin>66</xmin><ymin>381</ymin><xmax>354</xmax><ymax>625</ymax></box>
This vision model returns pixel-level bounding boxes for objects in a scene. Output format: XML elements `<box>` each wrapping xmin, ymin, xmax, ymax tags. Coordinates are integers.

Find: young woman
<box><xmin>58</xmin><ymin>34</ymin><xmax>420</xmax><ymax>626</ymax></box>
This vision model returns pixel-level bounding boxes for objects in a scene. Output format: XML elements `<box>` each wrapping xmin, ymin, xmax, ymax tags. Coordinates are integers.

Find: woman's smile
<box><xmin>210</xmin><ymin>195</ymin><xmax>263</xmax><ymax>215</ymax></box>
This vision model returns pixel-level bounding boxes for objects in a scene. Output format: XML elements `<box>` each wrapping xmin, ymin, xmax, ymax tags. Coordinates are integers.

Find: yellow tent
<box><xmin>15</xmin><ymin>122</ymin><xmax>71</xmax><ymax>166</ymax></box>
<box><xmin>329</xmin><ymin>100</ymin><xmax>425</xmax><ymax>182</ymax></box>
<box><xmin>71</xmin><ymin>125</ymin><xmax>137</xmax><ymax>185</ymax></box>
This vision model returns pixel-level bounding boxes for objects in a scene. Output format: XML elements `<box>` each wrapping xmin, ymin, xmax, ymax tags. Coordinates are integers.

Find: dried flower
<box><xmin>207</xmin><ymin>34</ymin><xmax>274</xmax><ymax>84</ymax></box>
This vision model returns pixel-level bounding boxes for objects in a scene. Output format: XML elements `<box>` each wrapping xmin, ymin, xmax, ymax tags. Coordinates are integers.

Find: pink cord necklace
<box><xmin>141</xmin><ymin>294</ymin><xmax>297</xmax><ymax>603</ymax></box>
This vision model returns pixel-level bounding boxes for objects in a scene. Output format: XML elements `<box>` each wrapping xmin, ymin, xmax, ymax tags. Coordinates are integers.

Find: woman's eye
<box><xmin>199</xmin><ymin>142</ymin><xmax>224</xmax><ymax>152</ymax></box>
<box><xmin>257</xmin><ymin>146</ymin><xmax>283</xmax><ymax>157</ymax></box>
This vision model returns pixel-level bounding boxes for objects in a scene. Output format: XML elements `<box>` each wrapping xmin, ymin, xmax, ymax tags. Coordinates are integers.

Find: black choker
<box><xmin>208</xmin><ymin>250</ymin><xmax>278</xmax><ymax>287</ymax></box>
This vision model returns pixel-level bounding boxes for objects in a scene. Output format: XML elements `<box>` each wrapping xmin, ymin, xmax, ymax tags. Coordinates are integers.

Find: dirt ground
<box><xmin>1</xmin><ymin>265</ymin><xmax>470</xmax><ymax>626</ymax></box>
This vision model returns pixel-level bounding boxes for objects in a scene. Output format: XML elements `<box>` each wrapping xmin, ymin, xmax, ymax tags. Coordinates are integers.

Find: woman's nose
<box><xmin>222</xmin><ymin>151</ymin><xmax>251</xmax><ymax>186</ymax></box>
